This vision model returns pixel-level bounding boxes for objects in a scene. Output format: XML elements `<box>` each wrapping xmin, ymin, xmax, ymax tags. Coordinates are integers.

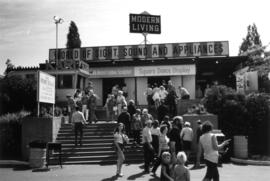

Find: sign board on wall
<box><xmin>37</xmin><ymin>71</ymin><xmax>55</xmax><ymax>104</ymax></box>
<box><xmin>89</xmin><ymin>67</ymin><xmax>134</xmax><ymax>78</ymax></box>
<box><xmin>49</xmin><ymin>41</ymin><xmax>229</xmax><ymax>62</ymax></box>
<box><xmin>134</xmin><ymin>65</ymin><xmax>196</xmax><ymax>77</ymax></box>
<box><xmin>129</xmin><ymin>13</ymin><xmax>161</xmax><ymax>34</ymax></box>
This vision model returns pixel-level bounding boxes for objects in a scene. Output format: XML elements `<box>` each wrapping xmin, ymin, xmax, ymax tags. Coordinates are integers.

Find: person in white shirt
<box><xmin>71</xmin><ymin>106</ymin><xmax>87</xmax><ymax>146</ymax></box>
<box><xmin>197</xmin><ymin>121</ymin><xmax>230</xmax><ymax>181</ymax></box>
<box><xmin>142</xmin><ymin>119</ymin><xmax>154</xmax><ymax>173</ymax></box>
<box><xmin>180</xmin><ymin>121</ymin><xmax>193</xmax><ymax>165</ymax></box>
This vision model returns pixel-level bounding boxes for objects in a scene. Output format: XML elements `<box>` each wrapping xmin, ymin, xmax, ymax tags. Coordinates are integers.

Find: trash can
<box><xmin>28</xmin><ymin>140</ymin><xmax>47</xmax><ymax>168</ymax></box>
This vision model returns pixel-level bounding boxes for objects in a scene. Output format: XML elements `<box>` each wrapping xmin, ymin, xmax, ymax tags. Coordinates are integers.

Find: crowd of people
<box><xmin>66</xmin><ymin>80</ymin><xmax>230</xmax><ymax>180</ymax></box>
<box><xmin>145</xmin><ymin>80</ymin><xmax>190</xmax><ymax>118</ymax></box>
<box><xmin>113</xmin><ymin>113</ymin><xmax>230</xmax><ymax>181</ymax></box>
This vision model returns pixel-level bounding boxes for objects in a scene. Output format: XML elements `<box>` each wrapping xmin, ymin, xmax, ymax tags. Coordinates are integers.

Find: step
<box><xmin>56</xmin><ymin>135</ymin><xmax>113</xmax><ymax>139</ymax></box>
<box><xmin>55</xmin><ymin>139</ymin><xmax>114</xmax><ymax>144</ymax></box>
<box><xmin>48</xmin><ymin>158</ymin><xmax>143</xmax><ymax>165</ymax></box>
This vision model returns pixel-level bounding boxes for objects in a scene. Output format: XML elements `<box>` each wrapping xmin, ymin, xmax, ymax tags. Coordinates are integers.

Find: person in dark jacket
<box><xmin>118</xmin><ymin>106</ymin><xmax>131</xmax><ymax>136</ymax></box>
<box><xmin>157</xmin><ymin>100</ymin><xmax>169</xmax><ymax>124</ymax></box>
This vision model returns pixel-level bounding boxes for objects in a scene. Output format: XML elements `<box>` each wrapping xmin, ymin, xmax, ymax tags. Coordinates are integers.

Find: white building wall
<box><xmin>124</xmin><ymin>77</ymin><xmax>135</xmax><ymax>102</ymax></box>
<box><xmin>136</xmin><ymin>77</ymin><xmax>147</xmax><ymax>105</ymax></box>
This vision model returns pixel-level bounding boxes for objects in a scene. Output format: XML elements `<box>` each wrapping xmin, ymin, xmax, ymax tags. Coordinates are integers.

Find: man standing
<box><xmin>142</xmin><ymin>120</ymin><xmax>154</xmax><ymax>173</ymax></box>
<box><xmin>180</xmin><ymin>121</ymin><xmax>193</xmax><ymax>165</ymax></box>
<box><xmin>71</xmin><ymin>106</ymin><xmax>87</xmax><ymax>146</ymax></box>
<box><xmin>87</xmin><ymin>90</ymin><xmax>97</xmax><ymax>123</ymax></box>
<box><xmin>117</xmin><ymin>106</ymin><xmax>131</xmax><ymax>136</ymax></box>
<box><xmin>67</xmin><ymin>94</ymin><xmax>76</xmax><ymax>123</ymax></box>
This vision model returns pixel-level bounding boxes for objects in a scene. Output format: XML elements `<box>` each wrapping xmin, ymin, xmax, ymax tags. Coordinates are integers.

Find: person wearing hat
<box><xmin>180</xmin><ymin>121</ymin><xmax>193</xmax><ymax>165</ymax></box>
<box><xmin>67</xmin><ymin>94</ymin><xmax>76</xmax><ymax>123</ymax></box>
<box><xmin>71</xmin><ymin>106</ymin><xmax>87</xmax><ymax>146</ymax></box>
<box><xmin>142</xmin><ymin>119</ymin><xmax>154</xmax><ymax>173</ymax></box>
<box><xmin>141</xmin><ymin>108</ymin><xmax>153</xmax><ymax>127</ymax></box>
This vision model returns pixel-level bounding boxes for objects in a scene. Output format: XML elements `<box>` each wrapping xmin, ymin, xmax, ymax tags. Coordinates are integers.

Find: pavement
<box><xmin>1</xmin><ymin>161</ymin><xmax>270</xmax><ymax>181</ymax></box>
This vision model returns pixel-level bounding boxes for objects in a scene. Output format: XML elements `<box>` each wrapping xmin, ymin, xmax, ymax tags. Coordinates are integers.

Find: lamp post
<box><xmin>53</xmin><ymin>16</ymin><xmax>64</xmax><ymax>68</ymax></box>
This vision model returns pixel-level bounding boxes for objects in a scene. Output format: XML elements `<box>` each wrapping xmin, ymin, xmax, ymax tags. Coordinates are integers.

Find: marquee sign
<box><xmin>49</xmin><ymin>41</ymin><xmax>229</xmax><ymax>61</ymax></box>
<box><xmin>129</xmin><ymin>13</ymin><xmax>161</xmax><ymax>34</ymax></box>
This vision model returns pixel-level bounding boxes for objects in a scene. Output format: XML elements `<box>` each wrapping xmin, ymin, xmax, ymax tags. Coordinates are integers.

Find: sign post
<box><xmin>37</xmin><ymin>71</ymin><xmax>56</xmax><ymax>117</ymax></box>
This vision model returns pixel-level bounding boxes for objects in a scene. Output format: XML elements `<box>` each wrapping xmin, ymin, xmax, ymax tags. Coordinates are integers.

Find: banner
<box><xmin>49</xmin><ymin>41</ymin><xmax>229</xmax><ymax>61</ymax></box>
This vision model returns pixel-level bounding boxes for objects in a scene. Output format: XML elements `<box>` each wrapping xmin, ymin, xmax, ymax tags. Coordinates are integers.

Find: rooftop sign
<box><xmin>49</xmin><ymin>41</ymin><xmax>229</xmax><ymax>61</ymax></box>
<box><xmin>129</xmin><ymin>13</ymin><xmax>161</xmax><ymax>34</ymax></box>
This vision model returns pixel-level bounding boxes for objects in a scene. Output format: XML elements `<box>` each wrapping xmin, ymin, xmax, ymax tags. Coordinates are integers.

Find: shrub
<box><xmin>0</xmin><ymin>111</ymin><xmax>30</xmax><ymax>159</ymax></box>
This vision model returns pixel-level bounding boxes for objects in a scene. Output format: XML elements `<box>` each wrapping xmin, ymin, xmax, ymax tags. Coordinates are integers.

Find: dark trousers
<box><xmin>204</xmin><ymin>159</ymin><xmax>219</xmax><ymax>181</ymax></box>
<box><xmin>133</xmin><ymin>130</ymin><xmax>141</xmax><ymax>144</ymax></box>
<box><xmin>143</xmin><ymin>143</ymin><xmax>154</xmax><ymax>172</ymax></box>
<box><xmin>74</xmin><ymin>122</ymin><xmax>83</xmax><ymax>146</ymax></box>
<box><xmin>151</xmin><ymin>135</ymin><xmax>159</xmax><ymax>155</ymax></box>
<box><xmin>152</xmin><ymin>149</ymin><xmax>169</xmax><ymax>173</ymax></box>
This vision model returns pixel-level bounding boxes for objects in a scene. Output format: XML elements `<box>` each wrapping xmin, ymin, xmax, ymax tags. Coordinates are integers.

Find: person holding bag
<box><xmin>197</xmin><ymin>121</ymin><xmax>230</xmax><ymax>181</ymax></box>
<box><xmin>113</xmin><ymin>123</ymin><xmax>129</xmax><ymax>177</ymax></box>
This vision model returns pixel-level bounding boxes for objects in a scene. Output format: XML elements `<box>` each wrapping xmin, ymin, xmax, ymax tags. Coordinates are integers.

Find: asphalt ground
<box><xmin>1</xmin><ymin>162</ymin><xmax>270</xmax><ymax>181</ymax></box>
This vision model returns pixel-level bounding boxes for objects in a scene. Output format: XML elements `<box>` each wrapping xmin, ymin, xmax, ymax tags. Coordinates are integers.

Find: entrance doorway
<box><xmin>148</xmin><ymin>76</ymin><xmax>170</xmax><ymax>88</ymax></box>
<box><xmin>102</xmin><ymin>78</ymin><xmax>125</xmax><ymax>105</ymax></box>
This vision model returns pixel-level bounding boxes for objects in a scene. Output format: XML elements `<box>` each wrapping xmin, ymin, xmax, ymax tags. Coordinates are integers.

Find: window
<box><xmin>57</xmin><ymin>75</ymin><xmax>73</xmax><ymax>89</ymax></box>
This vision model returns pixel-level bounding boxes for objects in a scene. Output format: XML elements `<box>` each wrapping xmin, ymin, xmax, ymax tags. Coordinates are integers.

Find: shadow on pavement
<box><xmin>127</xmin><ymin>171</ymin><xmax>147</xmax><ymax>180</ymax></box>
<box><xmin>100</xmin><ymin>175</ymin><xmax>119</xmax><ymax>181</ymax></box>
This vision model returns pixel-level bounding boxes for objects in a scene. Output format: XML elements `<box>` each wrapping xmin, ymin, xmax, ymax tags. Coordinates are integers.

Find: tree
<box><xmin>239</xmin><ymin>23</ymin><xmax>265</xmax><ymax>66</ymax></box>
<box><xmin>66</xmin><ymin>21</ymin><xmax>81</xmax><ymax>48</ymax></box>
<box><xmin>0</xmin><ymin>75</ymin><xmax>37</xmax><ymax>114</ymax></box>
<box><xmin>4</xmin><ymin>59</ymin><xmax>15</xmax><ymax>75</ymax></box>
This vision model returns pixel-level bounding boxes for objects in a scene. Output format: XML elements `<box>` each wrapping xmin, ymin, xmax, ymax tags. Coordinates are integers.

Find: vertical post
<box><xmin>143</xmin><ymin>33</ymin><xmax>147</xmax><ymax>60</ymax></box>
<box><xmin>55</xmin><ymin>22</ymin><xmax>58</xmax><ymax>69</ymax></box>
<box><xmin>37</xmin><ymin>102</ymin><xmax>40</xmax><ymax>117</ymax></box>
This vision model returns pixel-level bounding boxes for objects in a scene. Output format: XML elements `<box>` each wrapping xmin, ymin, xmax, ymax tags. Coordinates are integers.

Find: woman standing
<box><xmin>151</xmin><ymin>124</ymin><xmax>170</xmax><ymax>175</ymax></box>
<box><xmin>197</xmin><ymin>121</ymin><xmax>230</xmax><ymax>181</ymax></box>
<box><xmin>113</xmin><ymin>123</ymin><xmax>129</xmax><ymax>177</ymax></box>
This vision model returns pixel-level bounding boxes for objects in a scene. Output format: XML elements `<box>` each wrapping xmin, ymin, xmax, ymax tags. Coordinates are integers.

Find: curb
<box><xmin>0</xmin><ymin>160</ymin><xmax>30</xmax><ymax>167</ymax></box>
<box><xmin>231</xmin><ymin>157</ymin><xmax>270</xmax><ymax>166</ymax></box>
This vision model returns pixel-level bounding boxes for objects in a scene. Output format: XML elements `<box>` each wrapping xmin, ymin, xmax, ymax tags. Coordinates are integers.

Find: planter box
<box><xmin>234</xmin><ymin>135</ymin><xmax>248</xmax><ymax>159</ymax></box>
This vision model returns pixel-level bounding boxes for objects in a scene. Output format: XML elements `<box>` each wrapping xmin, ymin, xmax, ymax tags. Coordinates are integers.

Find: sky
<box><xmin>1</xmin><ymin>0</ymin><xmax>270</xmax><ymax>75</ymax></box>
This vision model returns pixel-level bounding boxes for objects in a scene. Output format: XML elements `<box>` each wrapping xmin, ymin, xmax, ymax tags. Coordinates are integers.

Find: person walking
<box><xmin>169</xmin><ymin>116</ymin><xmax>183</xmax><ymax>162</ymax></box>
<box><xmin>197</xmin><ymin>121</ymin><xmax>230</xmax><ymax>181</ymax></box>
<box><xmin>113</xmin><ymin>123</ymin><xmax>129</xmax><ymax>177</ymax></box>
<box><xmin>142</xmin><ymin>119</ymin><xmax>154</xmax><ymax>173</ymax></box>
<box><xmin>195</xmin><ymin>120</ymin><xmax>203</xmax><ymax>167</ymax></box>
<box><xmin>151</xmin><ymin>124</ymin><xmax>170</xmax><ymax>175</ymax></box>
<box><xmin>71</xmin><ymin>106</ymin><xmax>87</xmax><ymax>147</ymax></box>
<box><xmin>180</xmin><ymin>122</ymin><xmax>193</xmax><ymax>165</ymax></box>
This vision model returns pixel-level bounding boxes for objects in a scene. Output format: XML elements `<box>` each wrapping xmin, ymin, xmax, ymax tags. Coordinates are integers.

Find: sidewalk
<box><xmin>1</xmin><ymin>161</ymin><xmax>270</xmax><ymax>181</ymax></box>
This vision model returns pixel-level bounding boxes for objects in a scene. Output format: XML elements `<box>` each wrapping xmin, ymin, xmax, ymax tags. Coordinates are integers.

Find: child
<box><xmin>173</xmin><ymin>151</ymin><xmax>190</xmax><ymax>181</ymax></box>
<box><xmin>160</xmin><ymin>152</ymin><xmax>174</xmax><ymax>181</ymax></box>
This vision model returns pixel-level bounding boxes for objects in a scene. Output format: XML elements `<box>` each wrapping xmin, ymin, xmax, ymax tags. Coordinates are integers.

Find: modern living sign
<box><xmin>129</xmin><ymin>13</ymin><xmax>161</xmax><ymax>34</ymax></box>
<box><xmin>37</xmin><ymin>71</ymin><xmax>55</xmax><ymax>104</ymax></box>
<box><xmin>49</xmin><ymin>41</ymin><xmax>229</xmax><ymax>61</ymax></box>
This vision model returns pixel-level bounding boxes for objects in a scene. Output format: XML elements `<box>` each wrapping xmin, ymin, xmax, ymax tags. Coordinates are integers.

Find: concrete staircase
<box><xmin>50</xmin><ymin>122</ymin><xmax>144</xmax><ymax>165</ymax></box>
